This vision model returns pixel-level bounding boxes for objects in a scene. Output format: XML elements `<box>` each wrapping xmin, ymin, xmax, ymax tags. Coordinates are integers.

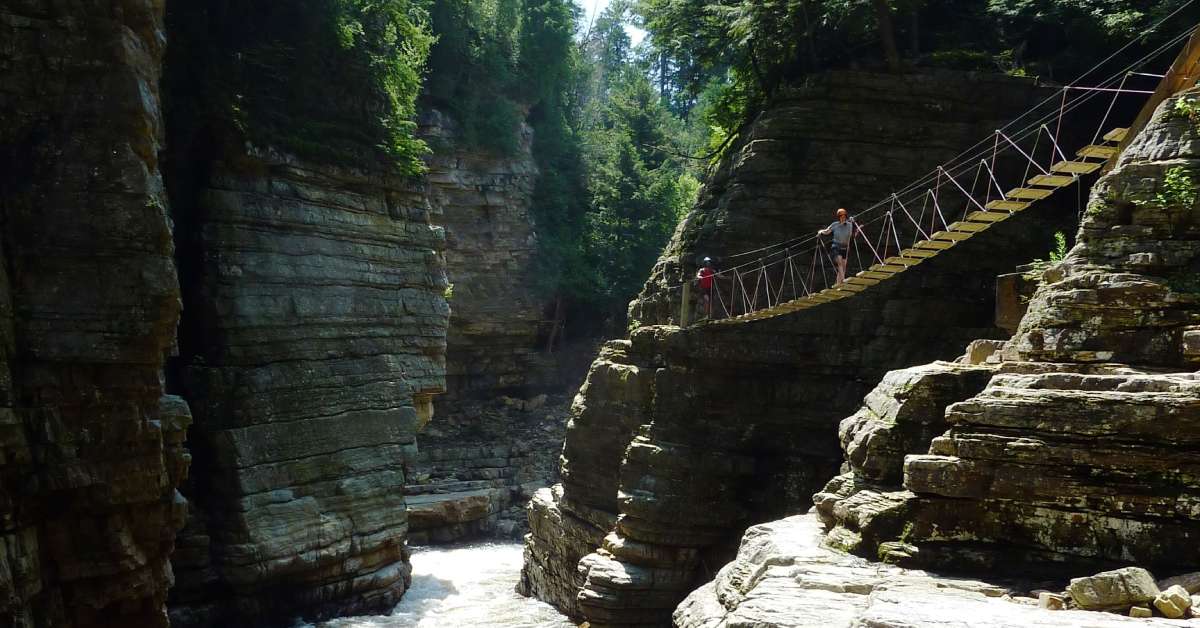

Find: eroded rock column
<box><xmin>0</xmin><ymin>2</ymin><xmax>191</xmax><ymax>626</ymax></box>
<box><xmin>167</xmin><ymin>150</ymin><xmax>448</xmax><ymax>626</ymax></box>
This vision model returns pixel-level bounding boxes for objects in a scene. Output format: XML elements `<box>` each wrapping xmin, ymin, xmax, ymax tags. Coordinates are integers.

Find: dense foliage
<box><xmin>577</xmin><ymin>7</ymin><xmax>700</xmax><ymax>319</ymax></box>
<box><xmin>635</xmin><ymin>0</ymin><xmax>1200</xmax><ymax>142</ymax></box>
<box><xmin>424</xmin><ymin>0</ymin><xmax>698</xmax><ymax>330</ymax></box>
<box><xmin>167</xmin><ymin>0</ymin><xmax>434</xmax><ymax>173</ymax></box>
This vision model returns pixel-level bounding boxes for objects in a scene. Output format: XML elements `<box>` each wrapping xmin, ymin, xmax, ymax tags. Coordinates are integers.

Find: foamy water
<box><xmin>314</xmin><ymin>543</ymin><xmax>575</xmax><ymax>628</ymax></box>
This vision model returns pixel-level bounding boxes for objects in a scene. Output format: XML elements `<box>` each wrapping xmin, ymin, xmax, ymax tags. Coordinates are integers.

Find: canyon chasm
<box><xmin>3</xmin><ymin>2</ymin><xmax>1200</xmax><ymax>628</ymax></box>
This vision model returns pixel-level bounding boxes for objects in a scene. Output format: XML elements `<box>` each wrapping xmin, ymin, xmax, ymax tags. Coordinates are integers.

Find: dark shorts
<box><xmin>831</xmin><ymin>242</ymin><xmax>848</xmax><ymax>260</ymax></box>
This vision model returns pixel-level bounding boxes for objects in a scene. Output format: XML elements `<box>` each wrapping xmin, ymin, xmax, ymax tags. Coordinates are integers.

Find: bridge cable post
<box><xmin>681</xmin><ymin>277</ymin><xmax>691</xmax><ymax>327</ymax></box>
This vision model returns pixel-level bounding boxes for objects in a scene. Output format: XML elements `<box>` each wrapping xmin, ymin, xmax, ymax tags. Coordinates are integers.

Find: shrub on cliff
<box><xmin>166</xmin><ymin>0</ymin><xmax>434</xmax><ymax>174</ymax></box>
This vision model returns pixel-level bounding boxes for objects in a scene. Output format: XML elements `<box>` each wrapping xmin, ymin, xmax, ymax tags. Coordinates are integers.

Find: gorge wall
<box><xmin>419</xmin><ymin>110</ymin><xmax>550</xmax><ymax>403</ymax></box>
<box><xmin>402</xmin><ymin>111</ymin><xmax>571</xmax><ymax>546</ymax></box>
<box><xmin>159</xmin><ymin>7</ymin><xmax>451</xmax><ymax>627</ymax></box>
<box><xmin>0</xmin><ymin>3</ymin><xmax>191</xmax><ymax>627</ymax></box>
<box><xmin>666</xmin><ymin>85</ymin><xmax>1200</xmax><ymax>628</ymax></box>
<box><xmin>3</xmin><ymin>3</ymin><xmax>460</xmax><ymax>627</ymax></box>
<box><xmin>812</xmin><ymin>85</ymin><xmax>1200</xmax><ymax>584</ymax></box>
<box><xmin>520</xmin><ymin>70</ymin><xmax>1085</xmax><ymax>626</ymax></box>
<box><xmin>164</xmin><ymin>146</ymin><xmax>448</xmax><ymax>626</ymax></box>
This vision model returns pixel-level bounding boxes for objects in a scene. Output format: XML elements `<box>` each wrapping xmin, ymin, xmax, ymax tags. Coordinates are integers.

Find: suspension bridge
<box><xmin>679</xmin><ymin>18</ymin><xmax>1200</xmax><ymax>328</ymax></box>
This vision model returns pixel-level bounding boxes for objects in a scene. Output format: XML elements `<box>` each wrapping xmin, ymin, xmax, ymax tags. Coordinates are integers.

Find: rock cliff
<box><xmin>164</xmin><ymin>145</ymin><xmax>448</xmax><ymax>626</ymax></box>
<box><xmin>0</xmin><ymin>3</ymin><xmax>191</xmax><ymax>627</ymax></box>
<box><xmin>159</xmin><ymin>6</ymin><xmax>450</xmax><ymax>626</ymax></box>
<box><xmin>894</xmin><ymin>86</ymin><xmax>1200</xmax><ymax>574</ymax></box>
<box><xmin>694</xmin><ymin>87</ymin><xmax>1200</xmax><ymax>626</ymax></box>
<box><xmin>419</xmin><ymin>110</ymin><xmax>550</xmax><ymax>402</ymax></box>
<box><xmin>520</xmin><ymin>70</ymin><xmax>1078</xmax><ymax>626</ymax></box>
<box><xmin>402</xmin><ymin>111</ymin><xmax>571</xmax><ymax>546</ymax></box>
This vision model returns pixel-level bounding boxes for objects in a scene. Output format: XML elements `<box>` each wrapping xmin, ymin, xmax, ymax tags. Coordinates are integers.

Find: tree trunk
<box><xmin>659</xmin><ymin>51</ymin><xmax>668</xmax><ymax>100</ymax></box>
<box><xmin>871</xmin><ymin>0</ymin><xmax>902</xmax><ymax>73</ymax></box>
<box><xmin>545</xmin><ymin>295</ymin><xmax>563</xmax><ymax>353</ymax></box>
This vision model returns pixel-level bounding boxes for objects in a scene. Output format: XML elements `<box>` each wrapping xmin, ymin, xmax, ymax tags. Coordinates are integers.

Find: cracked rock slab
<box><xmin>674</xmin><ymin>514</ymin><xmax>1195</xmax><ymax>628</ymax></box>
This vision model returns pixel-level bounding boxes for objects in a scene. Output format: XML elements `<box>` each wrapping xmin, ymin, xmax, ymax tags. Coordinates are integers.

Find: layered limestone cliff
<box><xmin>694</xmin><ymin>88</ymin><xmax>1200</xmax><ymax>626</ymax></box>
<box><xmin>420</xmin><ymin>110</ymin><xmax>550</xmax><ymax>402</ymax></box>
<box><xmin>403</xmin><ymin>111</ymin><xmax>570</xmax><ymax>545</ymax></box>
<box><xmin>896</xmin><ymin>86</ymin><xmax>1200</xmax><ymax>573</ymax></box>
<box><xmin>520</xmin><ymin>70</ymin><xmax>1079</xmax><ymax>626</ymax></box>
<box><xmin>0</xmin><ymin>3</ymin><xmax>191</xmax><ymax>627</ymax></box>
<box><xmin>405</xmin><ymin>394</ymin><xmax>569</xmax><ymax>544</ymax></box>
<box><xmin>165</xmin><ymin>146</ymin><xmax>448</xmax><ymax>626</ymax></box>
<box><xmin>157</xmin><ymin>6</ymin><xmax>452</xmax><ymax>624</ymax></box>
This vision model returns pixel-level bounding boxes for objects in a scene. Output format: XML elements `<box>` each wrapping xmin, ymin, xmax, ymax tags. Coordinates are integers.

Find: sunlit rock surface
<box><xmin>894</xmin><ymin>88</ymin><xmax>1200</xmax><ymax>574</ymax></box>
<box><xmin>673</xmin><ymin>514</ymin><xmax>1195</xmax><ymax>628</ymax></box>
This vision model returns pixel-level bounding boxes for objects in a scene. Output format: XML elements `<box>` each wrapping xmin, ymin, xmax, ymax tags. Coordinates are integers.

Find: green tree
<box><xmin>583</xmin><ymin>71</ymin><xmax>699</xmax><ymax>316</ymax></box>
<box><xmin>166</xmin><ymin>0</ymin><xmax>435</xmax><ymax>173</ymax></box>
<box><xmin>634</xmin><ymin>0</ymin><xmax>1200</xmax><ymax>145</ymax></box>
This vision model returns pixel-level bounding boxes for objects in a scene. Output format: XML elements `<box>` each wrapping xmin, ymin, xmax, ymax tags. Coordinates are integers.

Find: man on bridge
<box><xmin>696</xmin><ymin>257</ymin><xmax>716</xmax><ymax>319</ymax></box>
<box><xmin>818</xmin><ymin>208</ymin><xmax>858</xmax><ymax>286</ymax></box>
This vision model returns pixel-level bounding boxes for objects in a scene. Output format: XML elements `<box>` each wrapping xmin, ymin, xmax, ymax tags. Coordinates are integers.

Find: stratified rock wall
<box><xmin>521</xmin><ymin>70</ymin><xmax>1075</xmax><ymax>626</ymax></box>
<box><xmin>0</xmin><ymin>3</ymin><xmax>191</xmax><ymax>627</ymax></box>
<box><xmin>403</xmin><ymin>111</ymin><xmax>570</xmax><ymax>546</ymax></box>
<box><xmin>890</xmin><ymin>87</ymin><xmax>1200</xmax><ymax>575</ymax></box>
<box><xmin>166</xmin><ymin>148</ymin><xmax>448</xmax><ymax>626</ymax></box>
<box><xmin>404</xmin><ymin>394</ymin><xmax>569</xmax><ymax>544</ymax></box>
<box><xmin>420</xmin><ymin>110</ymin><xmax>549</xmax><ymax>401</ymax></box>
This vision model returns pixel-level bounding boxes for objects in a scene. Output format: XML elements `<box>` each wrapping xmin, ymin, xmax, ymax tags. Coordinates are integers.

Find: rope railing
<box><xmin>707</xmin><ymin>17</ymin><xmax>1198</xmax><ymax>270</ymax></box>
<box><xmin>678</xmin><ymin>20</ymin><xmax>1200</xmax><ymax>327</ymax></box>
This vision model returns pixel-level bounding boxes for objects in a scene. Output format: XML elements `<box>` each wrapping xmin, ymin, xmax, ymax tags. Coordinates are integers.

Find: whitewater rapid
<box><xmin>314</xmin><ymin>542</ymin><xmax>575</xmax><ymax>628</ymax></box>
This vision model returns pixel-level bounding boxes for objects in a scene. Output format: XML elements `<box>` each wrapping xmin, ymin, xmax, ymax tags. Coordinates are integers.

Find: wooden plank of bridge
<box><xmin>1028</xmin><ymin>173</ymin><xmax>1075</xmax><ymax>188</ymax></box>
<box><xmin>1077</xmin><ymin>145</ymin><xmax>1118</xmax><ymax>159</ymax></box>
<box><xmin>1103</xmin><ymin>127</ymin><xmax>1128</xmax><ymax>143</ymax></box>
<box><xmin>948</xmin><ymin>221</ymin><xmax>989</xmax><ymax>233</ymax></box>
<box><xmin>915</xmin><ymin>239</ymin><xmax>954</xmax><ymax>251</ymax></box>
<box><xmin>985</xmin><ymin>199</ymin><xmax>1032</xmax><ymax>211</ymax></box>
<box><xmin>1005</xmin><ymin>187</ymin><xmax>1054</xmax><ymax>200</ymax></box>
<box><xmin>886</xmin><ymin>256</ymin><xmax>922</xmax><ymax>266</ymax></box>
<box><xmin>846</xmin><ymin>276</ymin><xmax>879</xmax><ymax>287</ymax></box>
<box><xmin>966</xmin><ymin>210</ymin><xmax>1011</xmax><ymax>223</ymax></box>
<box><xmin>838</xmin><ymin>283</ymin><xmax>869</xmax><ymax>292</ymax></box>
<box><xmin>859</xmin><ymin>271</ymin><xmax>893</xmax><ymax>280</ymax></box>
<box><xmin>1051</xmin><ymin>160</ymin><xmax>1102</xmax><ymax>175</ymax></box>
<box><xmin>871</xmin><ymin>264</ymin><xmax>907</xmax><ymax>273</ymax></box>
<box><xmin>932</xmin><ymin>231</ymin><xmax>973</xmax><ymax>242</ymax></box>
<box><xmin>900</xmin><ymin>248</ymin><xmax>938</xmax><ymax>259</ymax></box>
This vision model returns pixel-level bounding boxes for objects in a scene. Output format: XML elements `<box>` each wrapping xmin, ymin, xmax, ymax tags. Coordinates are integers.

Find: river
<box><xmin>314</xmin><ymin>543</ymin><xmax>576</xmax><ymax>628</ymax></box>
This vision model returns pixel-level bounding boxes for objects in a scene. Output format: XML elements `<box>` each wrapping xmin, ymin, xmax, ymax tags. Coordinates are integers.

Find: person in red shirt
<box><xmin>696</xmin><ymin>257</ymin><xmax>716</xmax><ymax>319</ymax></box>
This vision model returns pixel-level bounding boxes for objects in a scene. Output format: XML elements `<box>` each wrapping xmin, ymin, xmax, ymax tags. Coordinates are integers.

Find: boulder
<box><xmin>1067</xmin><ymin>567</ymin><xmax>1159</xmax><ymax>611</ymax></box>
<box><xmin>1153</xmin><ymin>585</ymin><xmax>1192</xmax><ymax>619</ymax></box>
<box><xmin>1038</xmin><ymin>592</ymin><xmax>1066</xmax><ymax>610</ymax></box>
